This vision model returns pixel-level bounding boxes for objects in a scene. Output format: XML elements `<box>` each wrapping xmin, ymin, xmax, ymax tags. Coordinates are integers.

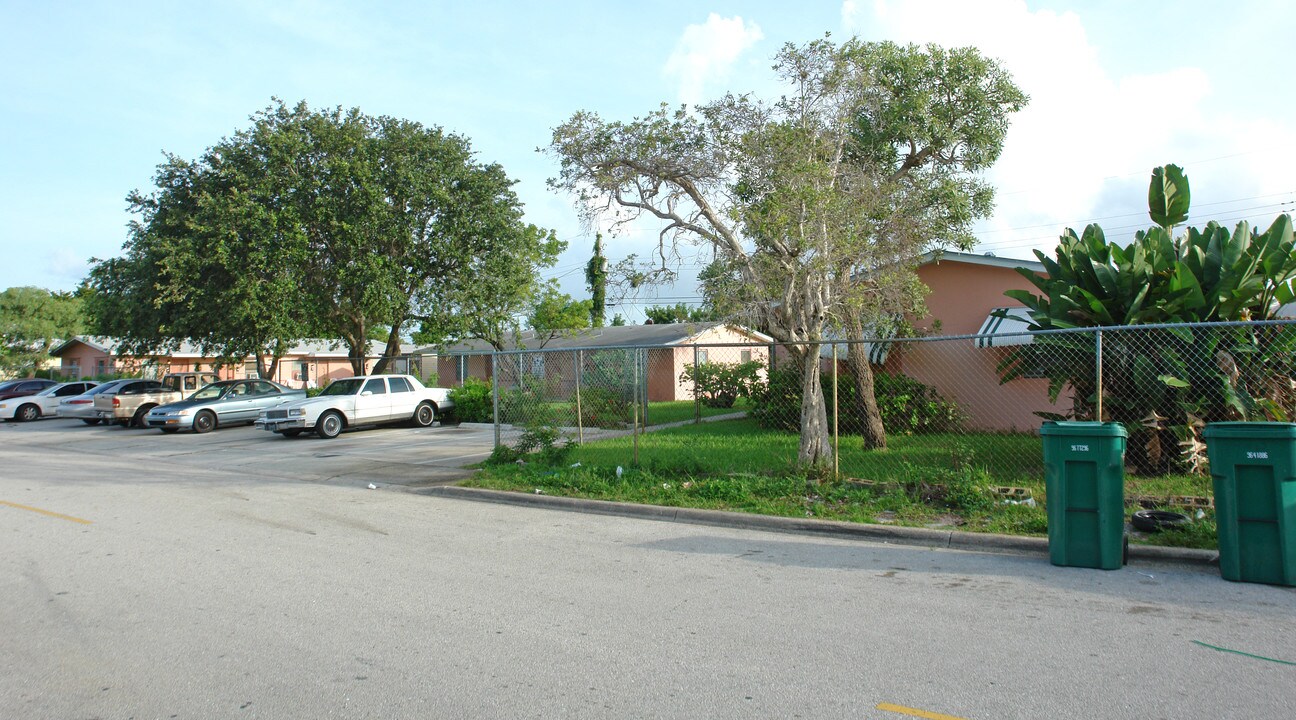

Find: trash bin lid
<box><xmin>1039</xmin><ymin>420</ymin><xmax>1128</xmax><ymax>438</ymax></box>
<box><xmin>1202</xmin><ymin>421</ymin><xmax>1296</xmax><ymax>440</ymax></box>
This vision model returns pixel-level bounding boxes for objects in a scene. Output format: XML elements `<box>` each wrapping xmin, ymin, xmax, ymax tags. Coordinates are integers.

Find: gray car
<box><xmin>146</xmin><ymin>379</ymin><xmax>306</xmax><ymax>434</ymax></box>
<box><xmin>56</xmin><ymin>379</ymin><xmax>132</xmax><ymax>424</ymax></box>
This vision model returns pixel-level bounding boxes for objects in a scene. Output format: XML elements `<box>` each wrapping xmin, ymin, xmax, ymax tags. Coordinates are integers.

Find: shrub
<box><xmin>574</xmin><ymin>386</ymin><xmax>633</xmax><ymax>428</ymax></box>
<box><xmin>448</xmin><ymin>377</ymin><xmax>494</xmax><ymax>423</ymax></box>
<box><xmin>487</xmin><ymin>423</ymin><xmax>575</xmax><ymax>466</ymax></box>
<box><xmin>749</xmin><ymin>365</ymin><xmax>964</xmax><ymax>435</ymax></box>
<box><xmin>680</xmin><ymin>360</ymin><xmax>763</xmax><ymax>408</ymax></box>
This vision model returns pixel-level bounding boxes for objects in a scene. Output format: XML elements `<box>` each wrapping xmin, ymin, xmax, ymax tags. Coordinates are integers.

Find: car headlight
<box><xmin>177</xmin><ymin>409</ymin><xmax>192</xmax><ymax>416</ymax></box>
<box><xmin>289</xmin><ymin>408</ymin><xmax>306</xmax><ymax>417</ymax></box>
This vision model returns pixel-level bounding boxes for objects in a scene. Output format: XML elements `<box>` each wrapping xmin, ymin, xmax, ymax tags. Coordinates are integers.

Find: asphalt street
<box><xmin>1</xmin><ymin>419</ymin><xmax>1293</xmax><ymax>719</ymax></box>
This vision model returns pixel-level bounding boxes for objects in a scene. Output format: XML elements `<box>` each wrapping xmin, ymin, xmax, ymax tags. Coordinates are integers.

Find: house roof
<box><xmin>439</xmin><ymin>323</ymin><xmax>774</xmax><ymax>355</ymax></box>
<box><xmin>921</xmin><ymin>249</ymin><xmax>1045</xmax><ymax>273</ymax></box>
<box><xmin>50</xmin><ymin>336</ymin><xmax>415</xmax><ymax>359</ymax></box>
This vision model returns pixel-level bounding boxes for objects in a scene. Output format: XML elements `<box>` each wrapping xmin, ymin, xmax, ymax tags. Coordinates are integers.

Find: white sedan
<box><xmin>0</xmin><ymin>381</ymin><xmax>100</xmax><ymax>422</ymax></box>
<box><xmin>256</xmin><ymin>374</ymin><xmax>452</xmax><ymax>439</ymax></box>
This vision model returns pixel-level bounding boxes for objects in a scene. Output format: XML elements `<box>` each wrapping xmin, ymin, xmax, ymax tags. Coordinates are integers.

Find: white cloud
<box><xmin>47</xmin><ymin>248</ymin><xmax>90</xmax><ymax>285</ymax></box>
<box><xmin>663</xmin><ymin>14</ymin><xmax>764</xmax><ymax>106</ymax></box>
<box><xmin>843</xmin><ymin>0</ymin><xmax>1296</xmax><ymax>259</ymax></box>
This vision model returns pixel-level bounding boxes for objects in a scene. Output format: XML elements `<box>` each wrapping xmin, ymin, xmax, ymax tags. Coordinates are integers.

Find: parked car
<box><xmin>0</xmin><ymin>381</ymin><xmax>100</xmax><ymax>422</ymax></box>
<box><xmin>256</xmin><ymin>374</ymin><xmax>453</xmax><ymax>439</ymax></box>
<box><xmin>0</xmin><ymin>378</ymin><xmax>59</xmax><ymax>401</ymax></box>
<box><xmin>146</xmin><ymin>379</ymin><xmax>305</xmax><ymax>433</ymax></box>
<box><xmin>57</xmin><ymin>379</ymin><xmax>133</xmax><ymax>424</ymax></box>
<box><xmin>94</xmin><ymin>373</ymin><xmax>220</xmax><ymax>427</ymax></box>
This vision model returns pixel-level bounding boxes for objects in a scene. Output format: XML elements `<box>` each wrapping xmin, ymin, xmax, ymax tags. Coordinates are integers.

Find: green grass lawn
<box><xmin>465</xmin><ymin>418</ymin><xmax>1219</xmax><ymax>549</ymax></box>
<box><xmin>501</xmin><ymin>400</ymin><xmax>745</xmax><ymax>429</ymax></box>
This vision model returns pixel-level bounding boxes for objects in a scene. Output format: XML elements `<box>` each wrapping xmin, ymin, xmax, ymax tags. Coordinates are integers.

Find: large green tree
<box><xmin>549</xmin><ymin>37</ymin><xmax>1024</xmax><ymax>467</ymax></box>
<box><xmin>526</xmin><ymin>285</ymin><xmax>592</xmax><ymax>347</ymax></box>
<box><xmin>0</xmin><ymin>287</ymin><xmax>85</xmax><ymax>377</ymax></box>
<box><xmin>89</xmin><ymin>100</ymin><xmax>555</xmax><ymax>376</ymax></box>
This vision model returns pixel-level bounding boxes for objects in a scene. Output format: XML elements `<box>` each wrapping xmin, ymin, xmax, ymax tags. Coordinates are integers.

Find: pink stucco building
<box><xmin>50</xmin><ymin>337</ymin><xmax>434</xmax><ymax>389</ymax></box>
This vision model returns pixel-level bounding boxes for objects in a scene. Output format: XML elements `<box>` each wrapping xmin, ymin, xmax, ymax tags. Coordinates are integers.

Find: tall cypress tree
<box><xmin>585</xmin><ymin>233</ymin><xmax>607</xmax><ymax>327</ymax></box>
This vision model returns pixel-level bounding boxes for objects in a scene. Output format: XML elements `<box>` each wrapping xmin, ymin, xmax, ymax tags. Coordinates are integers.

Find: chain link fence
<box><xmin>446</xmin><ymin>320</ymin><xmax>1296</xmax><ymax>503</ymax></box>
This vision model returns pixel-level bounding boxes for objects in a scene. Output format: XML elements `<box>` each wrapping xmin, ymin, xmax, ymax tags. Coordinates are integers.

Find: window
<box><xmin>250</xmin><ymin>381</ymin><xmax>277</xmax><ymax>396</ymax></box>
<box><xmin>389</xmin><ymin>377</ymin><xmax>413</xmax><ymax>393</ymax></box>
<box><xmin>362</xmin><ymin>378</ymin><xmax>387</xmax><ymax>395</ymax></box>
<box><xmin>184</xmin><ymin>376</ymin><xmax>198</xmax><ymax>391</ymax></box>
<box><xmin>740</xmin><ymin>350</ymin><xmax>752</xmax><ymax>363</ymax></box>
<box><xmin>54</xmin><ymin>384</ymin><xmax>83</xmax><ymax>396</ymax></box>
<box><xmin>697</xmin><ymin>349</ymin><xmax>709</xmax><ymax>364</ymax></box>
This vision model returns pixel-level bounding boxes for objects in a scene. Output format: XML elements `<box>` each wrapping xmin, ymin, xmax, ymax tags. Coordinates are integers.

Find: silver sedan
<box><xmin>146</xmin><ymin>379</ymin><xmax>306</xmax><ymax>434</ymax></box>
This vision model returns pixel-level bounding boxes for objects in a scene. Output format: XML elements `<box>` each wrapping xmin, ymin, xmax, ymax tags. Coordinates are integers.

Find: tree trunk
<box><xmin>256</xmin><ymin>339</ymin><xmax>285</xmax><ymax>380</ymax></box>
<box><xmin>846</xmin><ymin>312</ymin><xmax>888</xmax><ymax>450</ymax></box>
<box><xmin>344</xmin><ymin>333</ymin><xmax>368</xmax><ymax>376</ymax></box>
<box><xmin>794</xmin><ymin>348</ymin><xmax>833</xmax><ymax>472</ymax></box>
<box><xmin>370</xmin><ymin>324</ymin><xmax>405</xmax><ymax>375</ymax></box>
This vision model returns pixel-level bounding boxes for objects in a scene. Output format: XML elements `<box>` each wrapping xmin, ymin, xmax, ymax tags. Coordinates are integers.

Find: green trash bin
<box><xmin>1040</xmin><ymin>421</ymin><xmax>1128</xmax><ymax>570</ymax></box>
<box><xmin>1201</xmin><ymin>422</ymin><xmax>1296</xmax><ymax>586</ymax></box>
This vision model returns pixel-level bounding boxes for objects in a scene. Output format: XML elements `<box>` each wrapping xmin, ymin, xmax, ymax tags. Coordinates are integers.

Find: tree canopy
<box><xmin>0</xmin><ymin>287</ymin><xmax>84</xmax><ymax>377</ymax></box>
<box><xmin>87</xmin><ymin>100</ymin><xmax>556</xmax><ymax>375</ymax></box>
<box><xmin>548</xmin><ymin>37</ymin><xmax>1025</xmax><ymax>467</ymax></box>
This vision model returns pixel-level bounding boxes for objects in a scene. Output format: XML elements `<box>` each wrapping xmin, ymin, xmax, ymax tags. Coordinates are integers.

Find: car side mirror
<box><xmin>360</xmin><ymin>390</ymin><xmax>373</xmax><ymax>397</ymax></box>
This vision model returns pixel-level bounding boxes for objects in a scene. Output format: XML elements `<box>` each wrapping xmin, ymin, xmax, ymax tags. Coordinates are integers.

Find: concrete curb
<box><xmin>413</xmin><ymin>485</ymin><xmax>1220</xmax><ymax>567</ymax></box>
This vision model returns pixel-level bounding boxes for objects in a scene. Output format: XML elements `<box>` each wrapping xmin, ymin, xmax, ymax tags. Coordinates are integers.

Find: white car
<box><xmin>0</xmin><ymin>381</ymin><xmax>100</xmax><ymax>422</ymax></box>
<box><xmin>255</xmin><ymin>374</ymin><xmax>453</xmax><ymax>439</ymax></box>
<box><xmin>57</xmin><ymin>379</ymin><xmax>132</xmax><ymax>424</ymax></box>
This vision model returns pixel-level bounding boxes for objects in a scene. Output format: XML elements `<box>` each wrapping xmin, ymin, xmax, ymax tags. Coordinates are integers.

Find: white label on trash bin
<box><xmin>1246</xmin><ymin>451</ymin><xmax>1269</xmax><ymax>459</ymax></box>
<box><xmin>1071</xmin><ymin>444</ymin><xmax>1089</xmax><ymax>452</ymax></box>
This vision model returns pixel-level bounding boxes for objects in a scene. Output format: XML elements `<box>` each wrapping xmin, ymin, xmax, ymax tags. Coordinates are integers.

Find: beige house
<box><xmin>438</xmin><ymin>323</ymin><xmax>774</xmax><ymax>402</ymax></box>
<box><xmin>50</xmin><ymin>337</ymin><xmax>434</xmax><ymax>389</ymax></box>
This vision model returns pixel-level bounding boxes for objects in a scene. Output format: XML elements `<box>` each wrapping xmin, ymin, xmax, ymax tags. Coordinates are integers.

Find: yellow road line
<box><xmin>877</xmin><ymin>702</ymin><xmax>968</xmax><ymax>720</ymax></box>
<box><xmin>0</xmin><ymin>500</ymin><xmax>93</xmax><ymax>525</ymax></box>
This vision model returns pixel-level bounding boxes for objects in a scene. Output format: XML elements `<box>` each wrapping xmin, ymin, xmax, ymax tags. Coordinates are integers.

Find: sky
<box><xmin>3</xmin><ymin>0</ymin><xmax>1294</xmax><ymax>322</ymax></box>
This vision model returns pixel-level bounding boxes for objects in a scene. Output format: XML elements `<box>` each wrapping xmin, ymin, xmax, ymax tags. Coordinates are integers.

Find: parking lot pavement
<box><xmin>0</xmin><ymin>417</ymin><xmax>495</xmax><ymax>488</ymax></box>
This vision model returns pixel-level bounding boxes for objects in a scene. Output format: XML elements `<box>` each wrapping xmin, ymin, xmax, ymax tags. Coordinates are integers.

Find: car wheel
<box><xmin>160</xmin><ymin>427</ymin><xmax>179</xmax><ymax>434</ymax></box>
<box><xmin>16</xmin><ymin>404</ymin><xmax>40</xmax><ymax>422</ymax></box>
<box><xmin>279</xmin><ymin>428</ymin><xmax>304</xmax><ymax>438</ymax></box>
<box><xmin>193</xmin><ymin>410</ymin><xmax>216</xmax><ymax>434</ymax></box>
<box><xmin>316</xmin><ymin>411</ymin><xmax>344</xmax><ymax>439</ymax></box>
<box><xmin>132</xmin><ymin>405</ymin><xmax>155</xmax><ymax>428</ymax></box>
<box><xmin>81</xmin><ymin>418</ymin><xmax>101</xmax><ymax>426</ymax></box>
<box><xmin>412</xmin><ymin>402</ymin><xmax>435</xmax><ymax>428</ymax></box>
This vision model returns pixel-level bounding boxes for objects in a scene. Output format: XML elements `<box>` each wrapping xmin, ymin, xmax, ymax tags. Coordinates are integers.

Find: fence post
<box><xmin>832</xmin><ymin>342</ymin><xmax>839</xmax><ymax>479</ymax></box>
<box><xmin>491</xmin><ymin>353</ymin><xmax>501</xmax><ymax>448</ymax></box>
<box><xmin>1095</xmin><ymin>328</ymin><xmax>1104</xmax><ymax>422</ymax></box>
<box><xmin>694</xmin><ymin>344</ymin><xmax>701</xmax><ymax>424</ymax></box>
<box><xmin>640</xmin><ymin>348</ymin><xmax>649</xmax><ymax>428</ymax></box>
<box><xmin>575</xmin><ymin>349</ymin><xmax>584</xmax><ymax>444</ymax></box>
<box><xmin>632</xmin><ymin>348</ymin><xmax>640</xmax><ymax>466</ymax></box>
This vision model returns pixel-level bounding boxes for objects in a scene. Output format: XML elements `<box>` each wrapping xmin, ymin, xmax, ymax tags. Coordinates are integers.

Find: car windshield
<box><xmin>189</xmin><ymin>383</ymin><xmax>230</xmax><ymax>401</ymax></box>
<box><xmin>320</xmin><ymin>378</ymin><xmax>364</xmax><ymax>396</ymax></box>
<box><xmin>85</xmin><ymin>382</ymin><xmax>125</xmax><ymax>396</ymax></box>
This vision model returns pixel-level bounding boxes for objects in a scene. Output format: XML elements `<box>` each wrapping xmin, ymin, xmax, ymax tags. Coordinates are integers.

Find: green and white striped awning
<box><xmin>975</xmin><ymin>307</ymin><xmax>1035</xmax><ymax>348</ymax></box>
